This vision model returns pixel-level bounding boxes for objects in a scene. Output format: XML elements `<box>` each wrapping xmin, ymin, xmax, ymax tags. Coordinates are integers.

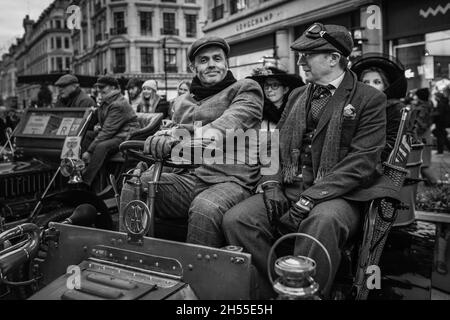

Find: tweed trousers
<box><xmin>120</xmin><ymin>170</ymin><xmax>251</xmax><ymax>247</ymax></box>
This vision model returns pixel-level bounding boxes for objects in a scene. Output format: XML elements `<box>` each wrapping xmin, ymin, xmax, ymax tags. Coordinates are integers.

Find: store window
<box><xmin>165</xmin><ymin>48</ymin><xmax>178</xmax><ymax>73</ymax></box>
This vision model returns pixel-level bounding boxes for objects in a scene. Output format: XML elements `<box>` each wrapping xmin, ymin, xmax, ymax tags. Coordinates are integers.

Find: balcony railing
<box><xmin>110</xmin><ymin>27</ymin><xmax>127</xmax><ymax>35</ymax></box>
<box><xmin>212</xmin><ymin>4</ymin><xmax>224</xmax><ymax>21</ymax></box>
<box><xmin>160</xmin><ymin>28</ymin><xmax>179</xmax><ymax>36</ymax></box>
<box><xmin>141</xmin><ymin>66</ymin><xmax>155</xmax><ymax>73</ymax></box>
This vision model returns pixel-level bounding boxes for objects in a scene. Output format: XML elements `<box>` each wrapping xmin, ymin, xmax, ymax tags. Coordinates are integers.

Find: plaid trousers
<box><xmin>120</xmin><ymin>170</ymin><xmax>251</xmax><ymax>247</ymax></box>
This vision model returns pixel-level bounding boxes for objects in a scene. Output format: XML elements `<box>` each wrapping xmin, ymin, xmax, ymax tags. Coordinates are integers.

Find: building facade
<box><xmin>202</xmin><ymin>0</ymin><xmax>381</xmax><ymax>79</ymax></box>
<box><xmin>203</xmin><ymin>0</ymin><xmax>450</xmax><ymax>91</ymax></box>
<box><xmin>72</xmin><ymin>0</ymin><xmax>203</xmax><ymax>100</ymax></box>
<box><xmin>0</xmin><ymin>47</ymin><xmax>18</xmax><ymax>108</ymax></box>
<box><xmin>12</xmin><ymin>0</ymin><xmax>73</xmax><ymax>109</ymax></box>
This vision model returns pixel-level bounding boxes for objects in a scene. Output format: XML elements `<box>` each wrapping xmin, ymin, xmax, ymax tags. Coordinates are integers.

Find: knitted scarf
<box><xmin>190</xmin><ymin>70</ymin><xmax>237</xmax><ymax>101</ymax></box>
<box><xmin>279</xmin><ymin>80</ymin><xmax>348</xmax><ymax>184</ymax></box>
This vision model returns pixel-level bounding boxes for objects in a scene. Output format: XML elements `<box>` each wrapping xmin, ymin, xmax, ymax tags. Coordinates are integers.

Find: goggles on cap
<box><xmin>305</xmin><ymin>23</ymin><xmax>351</xmax><ymax>57</ymax></box>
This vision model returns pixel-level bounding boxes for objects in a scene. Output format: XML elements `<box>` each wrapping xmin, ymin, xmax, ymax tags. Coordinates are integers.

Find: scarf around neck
<box><xmin>279</xmin><ymin>72</ymin><xmax>351</xmax><ymax>184</ymax></box>
<box><xmin>190</xmin><ymin>70</ymin><xmax>237</xmax><ymax>101</ymax></box>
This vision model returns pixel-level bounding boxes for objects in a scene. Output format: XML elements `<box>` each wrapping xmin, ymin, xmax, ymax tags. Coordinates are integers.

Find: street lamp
<box><xmin>162</xmin><ymin>37</ymin><xmax>168</xmax><ymax>98</ymax></box>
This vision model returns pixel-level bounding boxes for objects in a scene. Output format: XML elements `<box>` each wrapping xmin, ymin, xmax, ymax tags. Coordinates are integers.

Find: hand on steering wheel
<box><xmin>144</xmin><ymin>130</ymin><xmax>180</xmax><ymax>160</ymax></box>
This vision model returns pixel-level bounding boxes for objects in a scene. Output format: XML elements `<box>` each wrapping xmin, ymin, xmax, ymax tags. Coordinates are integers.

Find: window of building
<box><xmin>212</xmin><ymin>0</ymin><xmax>224</xmax><ymax>21</ymax></box>
<box><xmin>165</xmin><ymin>48</ymin><xmax>177</xmax><ymax>73</ymax></box>
<box><xmin>51</xmin><ymin>37</ymin><xmax>54</xmax><ymax>49</ymax></box>
<box><xmin>65</xmin><ymin>57</ymin><xmax>71</xmax><ymax>70</ymax></box>
<box><xmin>185</xmin><ymin>14</ymin><xmax>197</xmax><ymax>38</ymax></box>
<box><xmin>230</xmin><ymin>0</ymin><xmax>248</xmax><ymax>14</ymax></box>
<box><xmin>162</xmin><ymin>0</ymin><xmax>176</xmax><ymax>2</ymax></box>
<box><xmin>141</xmin><ymin>48</ymin><xmax>154</xmax><ymax>73</ymax></box>
<box><xmin>140</xmin><ymin>11</ymin><xmax>152</xmax><ymax>35</ymax></box>
<box><xmin>56</xmin><ymin>57</ymin><xmax>63</xmax><ymax>72</ymax></box>
<box><xmin>162</xmin><ymin>12</ymin><xmax>176</xmax><ymax>35</ymax></box>
<box><xmin>185</xmin><ymin>0</ymin><xmax>196</xmax><ymax>3</ymax></box>
<box><xmin>113</xmin><ymin>48</ymin><xmax>126</xmax><ymax>73</ymax></box>
<box><xmin>64</xmin><ymin>37</ymin><xmax>70</xmax><ymax>49</ymax></box>
<box><xmin>56</xmin><ymin>37</ymin><xmax>62</xmax><ymax>49</ymax></box>
<box><xmin>113</xmin><ymin>11</ymin><xmax>126</xmax><ymax>34</ymax></box>
<box><xmin>55</xmin><ymin>19</ymin><xmax>62</xmax><ymax>29</ymax></box>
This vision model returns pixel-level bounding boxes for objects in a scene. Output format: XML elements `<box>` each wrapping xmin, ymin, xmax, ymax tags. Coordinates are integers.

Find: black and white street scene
<box><xmin>1</xmin><ymin>0</ymin><xmax>450</xmax><ymax>302</ymax></box>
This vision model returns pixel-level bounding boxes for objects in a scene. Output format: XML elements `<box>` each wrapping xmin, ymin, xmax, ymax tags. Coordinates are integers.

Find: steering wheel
<box><xmin>119</xmin><ymin>140</ymin><xmax>203</xmax><ymax>170</ymax></box>
<box><xmin>0</xmin><ymin>224</ymin><xmax>41</xmax><ymax>282</ymax></box>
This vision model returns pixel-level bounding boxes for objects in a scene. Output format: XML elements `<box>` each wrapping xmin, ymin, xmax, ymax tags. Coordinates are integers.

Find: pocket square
<box><xmin>343</xmin><ymin>104</ymin><xmax>356</xmax><ymax>120</ymax></box>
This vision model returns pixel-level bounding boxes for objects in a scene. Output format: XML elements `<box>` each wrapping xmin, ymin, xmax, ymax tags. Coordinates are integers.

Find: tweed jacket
<box><xmin>264</xmin><ymin>70</ymin><xmax>401</xmax><ymax>203</ymax></box>
<box><xmin>87</xmin><ymin>90</ymin><xmax>139</xmax><ymax>153</ymax></box>
<box><xmin>171</xmin><ymin>78</ymin><xmax>263</xmax><ymax>190</ymax></box>
<box><xmin>55</xmin><ymin>87</ymin><xmax>96</xmax><ymax>109</ymax></box>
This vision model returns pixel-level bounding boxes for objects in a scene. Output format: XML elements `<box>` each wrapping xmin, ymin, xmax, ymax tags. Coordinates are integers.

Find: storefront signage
<box><xmin>236</xmin><ymin>11</ymin><xmax>283</xmax><ymax>33</ymax></box>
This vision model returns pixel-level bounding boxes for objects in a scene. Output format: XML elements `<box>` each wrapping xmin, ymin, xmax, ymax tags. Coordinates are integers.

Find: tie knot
<box><xmin>313</xmin><ymin>84</ymin><xmax>334</xmax><ymax>98</ymax></box>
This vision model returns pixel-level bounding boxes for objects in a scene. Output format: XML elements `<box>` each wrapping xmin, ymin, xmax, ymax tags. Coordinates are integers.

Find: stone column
<box><xmin>275</xmin><ymin>29</ymin><xmax>290</xmax><ymax>72</ymax></box>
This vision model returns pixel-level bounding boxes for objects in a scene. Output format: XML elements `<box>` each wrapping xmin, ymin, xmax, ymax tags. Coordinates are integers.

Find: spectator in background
<box><xmin>410</xmin><ymin>88</ymin><xmax>438</xmax><ymax>185</ymax></box>
<box><xmin>37</xmin><ymin>83</ymin><xmax>53</xmax><ymax>108</ymax></box>
<box><xmin>248</xmin><ymin>66</ymin><xmax>304</xmax><ymax>131</ymax></box>
<box><xmin>136</xmin><ymin>79</ymin><xmax>169</xmax><ymax>117</ymax></box>
<box><xmin>126</xmin><ymin>78</ymin><xmax>143</xmax><ymax>112</ymax></box>
<box><xmin>54</xmin><ymin>74</ymin><xmax>96</xmax><ymax>109</ymax></box>
<box><xmin>432</xmin><ymin>85</ymin><xmax>450</xmax><ymax>154</ymax></box>
<box><xmin>169</xmin><ymin>80</ymin><xmax>191</xmax><ymax>118</ymax></box>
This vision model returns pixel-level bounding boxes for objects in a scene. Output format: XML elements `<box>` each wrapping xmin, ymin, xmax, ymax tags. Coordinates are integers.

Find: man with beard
<box><xmin>119</xmin><ymin>36</ymin><xmax>263</xmax><ymax>247</ymax></box>
<box><xmin>224</xmin><ymin>23</ymin><xmax>390</xmax><ymax>298</ymax></box>
<box><xmin>54</xmin><ymin>75</ymin><xmax>95</xmax><ymax>109</ymax></box>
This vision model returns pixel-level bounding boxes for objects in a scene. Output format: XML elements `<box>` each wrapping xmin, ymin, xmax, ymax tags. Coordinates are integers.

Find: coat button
<box><xmin>321</xmin><ymin>191</ymin><xmax>329</xmax><ymax>195</ymax></box>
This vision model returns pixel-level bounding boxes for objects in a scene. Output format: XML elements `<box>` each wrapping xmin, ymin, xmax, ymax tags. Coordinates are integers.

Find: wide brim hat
<box><xmin>248</xmin><ymin>67</ymin><xmax>304</xmax><ymax>89</ymax></box>
<box><xmin>351</xmin><ymin>52</ymin><xmax>407</xmax><ymax>99</ymax></box>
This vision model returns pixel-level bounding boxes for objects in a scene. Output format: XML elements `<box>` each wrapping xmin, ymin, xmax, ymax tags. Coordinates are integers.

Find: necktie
<box><xmin>309</xmin><ymin>84</ymin><xmax>334</xmax><ymax>122</ymax></box>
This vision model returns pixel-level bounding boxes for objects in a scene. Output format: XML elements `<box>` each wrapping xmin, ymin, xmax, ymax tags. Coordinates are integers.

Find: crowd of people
<box><xmin>3</xmin><ymin>21</ymin><xmax>450</xmax><ymax>298</ymax></box>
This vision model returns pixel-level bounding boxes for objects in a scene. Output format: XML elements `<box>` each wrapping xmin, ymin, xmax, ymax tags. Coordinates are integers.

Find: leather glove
<box><xmin>144</xmin><ymin>130</ymin><xmax>180</xmax><ymax>160</ymax></box>
<box><xmin>261</xmin><ymin>182</ymin><xmax>290</xmax><ymax>226</ymax></box>
<box><xmin>277</xmin><ymin>197</ymin><xmax>314</xmax><ymax>236</ymax></box>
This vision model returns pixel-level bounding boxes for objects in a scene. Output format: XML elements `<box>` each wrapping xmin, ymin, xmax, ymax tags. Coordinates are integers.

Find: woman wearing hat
<box><xmin>249</xmin><ymin>67</ymin><xmax>304</xmax><ymax>131</ymax></box>
<box><xmin>351</xmin><ymin>53</ymin><xmax>407</xmax><ymax>162</ymax></box>
<box><xmin>136</xmin><ymin>80</ymin><xmax>169</xmax><ymax>118</ymax></box>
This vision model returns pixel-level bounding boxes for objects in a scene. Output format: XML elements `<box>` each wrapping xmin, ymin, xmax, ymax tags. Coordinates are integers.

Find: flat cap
<box><xmin>188</xmin><ymin>36</ymin><xmax>230</xmax><ymax>62</ymax></box>
<box><xmin>95</xmin><ymin>75</ymin><xmax>120</xmax><ymax>88</ymax></box>
<box><xmin>291</xmin><ymin>23</ymin><xmax>354</xmax><ymax>57</ymax></box>
<box><xmin>55</xmin><ymin>74</ymin><xmax>79</xmax><ymax>87</ymax></box>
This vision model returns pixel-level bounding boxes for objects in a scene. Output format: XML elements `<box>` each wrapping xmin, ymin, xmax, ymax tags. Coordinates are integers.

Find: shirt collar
<box><xmin>327</xmin><ymin>71</ymin><xmax>346</xmax><ymax>95</ymax></box>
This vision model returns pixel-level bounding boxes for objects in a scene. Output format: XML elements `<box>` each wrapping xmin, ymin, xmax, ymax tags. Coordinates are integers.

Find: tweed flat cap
<box><xmin>291</xmin><ymin>23</ymin><xmax>354</xmax><ymax>57</ymax></box>
<box><xmin>55</xmin><ymin>74</ymin><xmax>79</xmax><ymax>87</ymax></box>
<box><xmin>95</xmin><ymin>75</ymin><xmax>120</xmax><ymax>88</ymax></box>
<box><xmin>188</xmin><ymin>36</ymin><xmax>230</xmax><ymax>62</ymax></box>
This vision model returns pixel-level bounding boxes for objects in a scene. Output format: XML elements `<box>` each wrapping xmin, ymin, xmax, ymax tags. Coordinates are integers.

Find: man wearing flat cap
<box><xmin>54</xmin><ymin>74</ymin><xmax>95</xmax><ymax>109</ymax></box>
<box><xmin>224</xmin><ymin>23</ymin><xmax>391</xmax><ymax>298</ymax></box>
<box><xmin>120</xmin><ymin>36</ymin><xmax>263</xmax><ymax>247</ymax></box>
<box><xmin>81</xmin><ymin>75</ymin><xmax>139</xmax><ymax>187</ymax></box>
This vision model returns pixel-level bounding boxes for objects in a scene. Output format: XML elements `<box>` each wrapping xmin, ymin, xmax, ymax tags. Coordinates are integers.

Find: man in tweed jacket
<box><xmin>119</xmin><ymin>36</ymin><xmax>263</xmax><ymax>247</ymax></box>
<box><xmin>224</xmin><ymin>23</ymin><xmax>391</xmax><ymax>298</ymax></box>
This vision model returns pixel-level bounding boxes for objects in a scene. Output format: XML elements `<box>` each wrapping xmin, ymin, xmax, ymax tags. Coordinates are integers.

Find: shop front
<box><xmin>385</xmin><ymin>0</ymin><xmax>450</xmax><ymax>90</ymax></box>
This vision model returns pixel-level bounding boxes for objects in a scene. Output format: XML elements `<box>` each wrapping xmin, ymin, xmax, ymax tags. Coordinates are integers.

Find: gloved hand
<box><xmin>144</xmin><ymin>130</ymin><xmax>180</xmax><ymax>159</ymax></box>
<box><xmin>261</xmin><ymin>182</ymin><xmax>290</xmax><ymax>226</ymax></box>
<box><xmin>276</xmin><ymin>197</ymin><xmax>313</xmax><ymax>236</ymax></box>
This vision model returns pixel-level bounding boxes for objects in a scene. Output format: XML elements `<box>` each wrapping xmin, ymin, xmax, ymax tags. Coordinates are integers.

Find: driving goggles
<box><xmin>305</xmin><ymin>23</ymin><xmax>351</xmax><ymax>57</ymax></box>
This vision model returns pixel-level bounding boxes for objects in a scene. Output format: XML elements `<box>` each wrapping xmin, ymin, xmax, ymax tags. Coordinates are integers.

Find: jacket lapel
<box><xmin>312</xmin><ymin>71</ymin><xmax>354</xmax><ymax>142</ymax></box>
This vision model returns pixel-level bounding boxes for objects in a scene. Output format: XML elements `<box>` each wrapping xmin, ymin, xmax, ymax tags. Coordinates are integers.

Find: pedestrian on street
<box><xmin>54</xmin><ymin>74</ymin><xmax>96</xmax><ymax>109</ymax></box>
<box><xmin>168</xmin><ymin>80</ymin><xmax>191</xmax><ymax>119</ymax></box>
<box><xmin>223</xmin><ymin>23</ymin><xmax>391</xmax><ymax>299</ymax></box>
<box><xmin>432</xmin><ymin>85</ymin><xmax>450</xmax><ymax>154</ymax></box>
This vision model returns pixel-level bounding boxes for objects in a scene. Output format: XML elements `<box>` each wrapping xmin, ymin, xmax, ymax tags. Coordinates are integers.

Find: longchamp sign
<box><xmin>235</xmin><ymin>11</ymin><xmax>284</xmax><ymax>33</ymax></box>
